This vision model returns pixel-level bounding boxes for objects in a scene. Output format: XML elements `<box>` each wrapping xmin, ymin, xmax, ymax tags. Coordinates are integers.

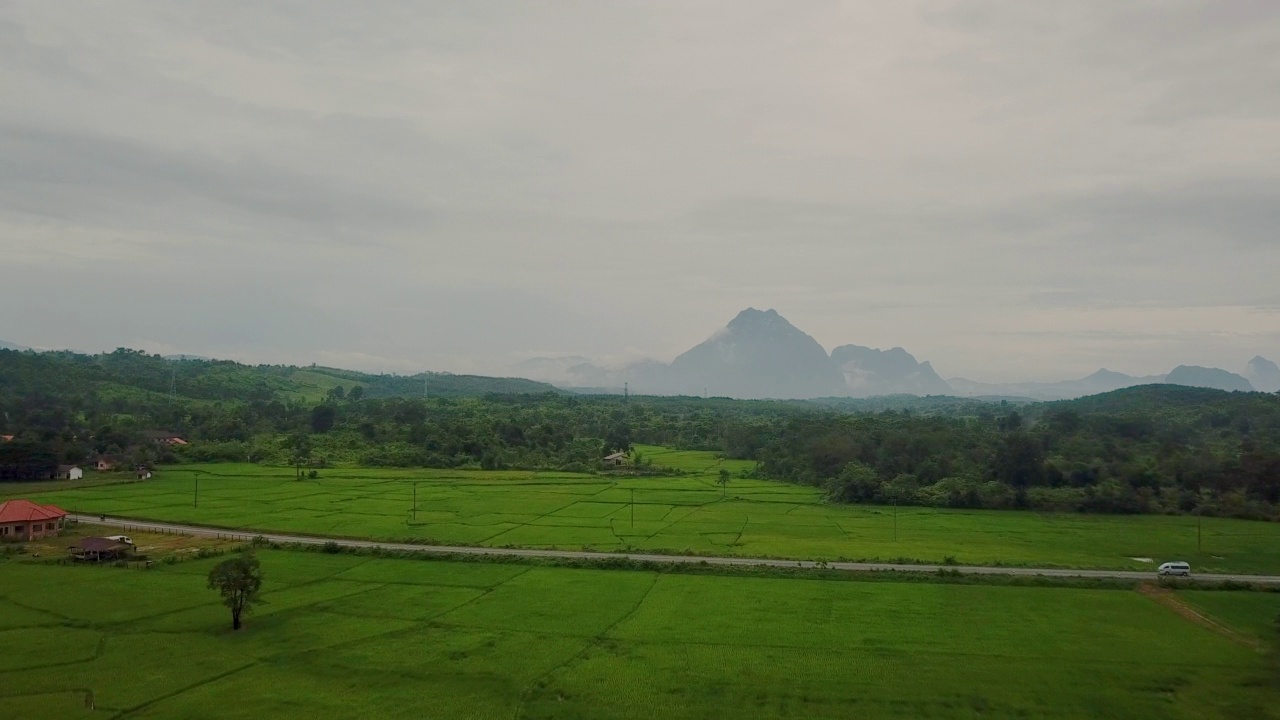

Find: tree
<box><xmin>310</xmin><ymin>405</ymin><xmax>337</xmax><ymax>434</ymax></box>
<box><xmin>828</xmin><ymin>461</ymin><xmax>882</xmax><ymax>503</ymax></box>
<box><xmin>207</xmin><ymin>553</ymin><xmax>264</xmax><ymax>630</ymax></box>
<box><xmin>717</xmin><ymin>468</ymin><xmax>731</xmax><ymax>498</ymax></box>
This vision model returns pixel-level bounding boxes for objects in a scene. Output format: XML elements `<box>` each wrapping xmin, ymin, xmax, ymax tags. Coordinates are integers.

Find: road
<box><xmin>69</xmin><ymin>513</ymin><xmax>1280</xmax><ymax>585</ymax></box>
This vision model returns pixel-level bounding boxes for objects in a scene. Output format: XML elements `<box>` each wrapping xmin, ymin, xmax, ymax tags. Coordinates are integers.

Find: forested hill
<box><xmin>2</xmin><ymin>347</ymin><xmax>1278</xmax><ymax>520</ymax></box>
<box><xmin>0</xmin><ymin>348</ymin><xmax>561</xmax><ymax>403</ymax></box>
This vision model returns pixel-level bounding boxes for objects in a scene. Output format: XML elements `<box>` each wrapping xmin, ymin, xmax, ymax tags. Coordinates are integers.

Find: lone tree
<box><xmin>207</xmin><ymin>553</ymin><xmax>264</xmax><ymax>630</ymax></box>
<box><xmin>717</xmin><ymin>469</ymin><xmax>731</xmax><ymax>499</ymax></box>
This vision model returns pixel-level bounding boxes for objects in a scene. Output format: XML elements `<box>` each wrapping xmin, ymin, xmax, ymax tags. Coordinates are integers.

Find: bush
<box><xmin>322</xmin><ymin>541</ymin><xmax>342</xmax><ymax>554</ymax></box>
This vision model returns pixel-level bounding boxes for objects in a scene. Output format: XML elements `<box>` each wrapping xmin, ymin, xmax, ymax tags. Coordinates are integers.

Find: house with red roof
<box><xmin>0</xmin><ymin>499</ymin><xmax>68</xmax><ymax>541</ymax></box>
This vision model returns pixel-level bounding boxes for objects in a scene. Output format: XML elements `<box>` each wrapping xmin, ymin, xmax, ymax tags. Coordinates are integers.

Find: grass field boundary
<box><xmin>512</xmin><ymin>571</ymin><xmax>661</xmax><ymax>719</ymax></box>
<box><xmin>1139</xmin><ymin>584</ymin><xmax>1264</xmax><ymax>650</ymax></box>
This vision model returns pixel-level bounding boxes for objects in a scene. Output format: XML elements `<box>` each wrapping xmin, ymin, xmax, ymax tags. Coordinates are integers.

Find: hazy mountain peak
<box><xmin>725</xmin><ymin>307</ymin><xmax>788</xmax><ymax>332</ymax></box>
<box><xmin>668</xmin><ymin>308</ymin><xmax>843</xmax><ymax>398</ymax></box>
<box><xmin>1166</xmin><ymin>365</ymin><xmax>1254</xmax><ymax>393</ymax></box>
<box><xmin>1245</xmin><ymin>356</ymin><xmax>1280</xmax><ymax>392</ymax></box>
<box><xmin>829</xmin><ymin>344</ymin><xmax>953</xmax><ymax>397</ymax></box>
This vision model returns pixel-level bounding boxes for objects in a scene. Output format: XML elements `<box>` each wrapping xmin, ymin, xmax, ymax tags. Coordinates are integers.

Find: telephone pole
<box><xmin>413</xmin><ymin>482</ymin><xmax>418</xmax><ymax>522</ymax></box>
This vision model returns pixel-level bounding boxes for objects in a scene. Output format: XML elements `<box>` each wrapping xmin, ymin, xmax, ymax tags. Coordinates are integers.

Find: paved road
<box><xmin>70</xmin><ymin>514</ymin><xmax>1280</xmax><ymax>585</ymax></box>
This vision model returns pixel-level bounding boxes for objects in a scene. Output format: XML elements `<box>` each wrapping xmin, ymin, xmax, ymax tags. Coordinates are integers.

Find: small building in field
<box><xmin>95</xmin><ymin>455</ymin><xmax>124</xmax><ymax>471</ymax></box>
<box><xmin>56</xmin><ymin>465</ymin><xmax>84</xmax><ymax>480</ymax></box>
<box><xmin>603</xmin><ymin>451</ymin><xmax>627</xmax><ymax>466</ymax></box>
<box><xmin>70</xmin><ymin>537</ymin><xmax>132</xmax><ymax>562</ymax></box>
<box><xmin>0</xmin><ymin>499</ymin><xmax>68</xmax><ymax>541</ymax></box>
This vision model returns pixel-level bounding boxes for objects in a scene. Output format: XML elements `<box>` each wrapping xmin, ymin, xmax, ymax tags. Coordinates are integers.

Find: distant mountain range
<box><xmin>510</xmin><ymin>308</ymin><xmax>1276</xmax><ymax>400</ymax></box>
<box><xmin>0</xmin><ymin>340</ymin><xmax>29</xmax><ymax>351</ymax></box>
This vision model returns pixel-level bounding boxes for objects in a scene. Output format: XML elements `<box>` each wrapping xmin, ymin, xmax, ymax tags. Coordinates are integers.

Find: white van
<box><xmin>1157</xmin><ymin>561</ymin><xmax>1190</xmax><ymax>577</ymax></box>
<box><xmin>104</xmin><ymin>535</ymin><xmax>134</xmax><ymax>546</ymax></box>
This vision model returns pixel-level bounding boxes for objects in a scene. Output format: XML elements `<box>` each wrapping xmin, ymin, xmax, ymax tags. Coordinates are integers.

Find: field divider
<box><xmin>63</xmin><ymin>514</ymin><xmax>1280</xmax><ymax>586</ymax></box>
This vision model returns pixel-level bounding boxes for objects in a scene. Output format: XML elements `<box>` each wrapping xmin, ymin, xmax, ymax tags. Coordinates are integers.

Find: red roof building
<box><xmin>0</xmin><ymin>499</ymin><xmax>68</xmax><ymax>541</ymax></box>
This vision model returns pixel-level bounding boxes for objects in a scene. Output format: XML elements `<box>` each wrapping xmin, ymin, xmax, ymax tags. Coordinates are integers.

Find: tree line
<box><xmin>2</xmin><ymin>348</ymin><xmax>1279</xmax><ymax>520</ymax></box>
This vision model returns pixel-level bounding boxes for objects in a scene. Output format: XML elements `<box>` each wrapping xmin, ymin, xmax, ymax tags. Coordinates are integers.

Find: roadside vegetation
<box><xmin>19</xmin><ymin>448</ymin><xmax>1280</xmax><ymax>574</ymax></box>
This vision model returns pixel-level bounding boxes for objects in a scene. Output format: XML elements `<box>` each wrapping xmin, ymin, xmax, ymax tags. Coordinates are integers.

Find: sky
<box><xmin>2</xmin><ymin>1</ymin><xmax>1278</xmax><ymax>383</ymax></box>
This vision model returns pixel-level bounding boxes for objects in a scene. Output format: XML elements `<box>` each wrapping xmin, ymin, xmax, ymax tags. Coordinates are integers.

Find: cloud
<box><xmin>0</xmin><ymin>1</ymin><xmax>1277</xmax><ymax>380</ymax></box>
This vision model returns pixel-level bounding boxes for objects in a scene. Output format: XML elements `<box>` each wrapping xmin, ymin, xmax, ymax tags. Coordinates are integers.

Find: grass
<box><xmin>1178</xmin><ymin>590</ymin><xmax>1280</xmax><ymax>642</ymax></box>
<box><xmin>1</xmin><ymin>549</ymin><xmax>1278</xmax><ymax>718</ymax></box>
<box><xmin>8</xmin><ymin>445</ymin><xmax>1280</xmax><ymax>573</ymax></box>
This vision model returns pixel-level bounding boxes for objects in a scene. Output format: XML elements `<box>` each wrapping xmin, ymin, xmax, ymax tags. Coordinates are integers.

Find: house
<box><xmin>142</xmin><ymin>431</ymin><xmax>188</xmax><ymax>446</ymax></box>
<box><xmin>69</xmin><ymin>537</ymin><xmax>132</xmax><ymax>562</ymax></box>
<box><xmin>55</xmin><ymin>465</ymin><xmax>84</xmax><ymax>480</ymax></box>
<box><xmin>95</xmin><ymin>455</ymin><xmax>124</xmax><ymax>471</ymax></box>
<box><xmin>0</xmin><ymin>499</ymin><xmax>68</xmax><ymax>541</ymax></box>
<box><xmin>603</xmin><ymin>451</ymin><xmax>627</xmax><ymax>466</ymax></box>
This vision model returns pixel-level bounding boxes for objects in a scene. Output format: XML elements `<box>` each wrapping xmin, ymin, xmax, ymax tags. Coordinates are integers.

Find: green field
<box><xmin>1</xmin><ymin>549</ymin><xmax>1277</xmax><ymax>719</ymax></box>
<box><xmin>13</xmin><ymin>446</ymin><xmax>1280</xmax><ymax>574</ymax></box>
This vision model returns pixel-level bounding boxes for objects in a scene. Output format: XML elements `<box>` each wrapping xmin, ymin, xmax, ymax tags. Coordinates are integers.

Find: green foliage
<box><xmin>4</xmin><ymin>347</ymin><xmax>1280</xmax><ymax>519</ymax></box>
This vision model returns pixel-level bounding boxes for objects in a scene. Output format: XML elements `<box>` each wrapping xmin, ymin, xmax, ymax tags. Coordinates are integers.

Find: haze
<box><xmin>2</xmin><ymin>1</ymin><xmax>1278</xmax><ymax>383</ymax></box>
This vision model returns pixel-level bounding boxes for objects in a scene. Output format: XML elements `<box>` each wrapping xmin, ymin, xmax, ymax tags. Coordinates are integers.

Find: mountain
<box><xmin>1244</xmin><ymin>356</ymin><xmax>1280</xmax><ymax>393</ymax></box>
<box><xmin>948</xmin><ymin>369</ymin><xmax>1166</xmax><ymax>401</ymax></box>
<box><xmin>163</xmin><ymin>354</ymin><xmax>211</xmax><ymax>361</ymax></box>
<box><xmin>1165</xmin><ymin>365</ymin><xmax>1254</xmax><ymax>393</ymax></box>
<box><xmin>661</xmin><ymin>308</ymin><xmax>845</xmax><ymax>399</ymax></box>
<box><xmin>0</xmin><ymin>340</ymin><xmax>29</xmax><ymax>351</ymax></box>
<box><xmin>511</xmin><ymin>356</ymin><xmax>606</xmax><ymax>386</ymax></box>
<box><xmin>829</xmin><ymin>345</ymin><xmax>953</xmax><ymax>397</ymax></box>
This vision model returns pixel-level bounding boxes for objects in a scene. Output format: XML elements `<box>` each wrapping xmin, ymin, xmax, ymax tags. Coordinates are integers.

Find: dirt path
<box><xmin>1138</xmin><ymin>583</ymin><xmax>1262</xmax><ymax>650</ymax></box>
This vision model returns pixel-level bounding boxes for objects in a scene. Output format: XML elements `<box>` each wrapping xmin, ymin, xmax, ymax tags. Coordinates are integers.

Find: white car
<box><xmin>1157</xmin><ymin>561</ymin><xmax>1190</xmax><ymax>577</ymax></box>
<box><xmin>104</xmin><ymin>535</ymin><xmax>134</xmax><ymax>546</ymax></box>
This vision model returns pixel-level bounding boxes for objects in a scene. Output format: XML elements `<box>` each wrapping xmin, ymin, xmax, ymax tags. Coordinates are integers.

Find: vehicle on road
<box><xmin>1158</xmin><ymin>561</ymin><xmax>1191</xmax><ymax>577</ymax></box>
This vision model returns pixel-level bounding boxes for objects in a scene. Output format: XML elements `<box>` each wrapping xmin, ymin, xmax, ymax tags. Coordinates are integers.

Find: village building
<box><xmin>55</xmin><ymin>465</ymin><xmax>84</xmax><ymax>480</ymax></box>
<box><xmin>69</xmin><ymin>537</ymin><xmax>132</xmax><ymax>562</ymax></box>
<box><xmin>603</xmin><ymin>451</ymin><xmax>627</xmax><ymax>466</ymax></box>
<box><xmin>95</xmin><ymin>455</ymin><xmax>125</xmax><ymax>471</ymax></box>
<box><xmin>0</xmin><ymin>499</ymin><xmax>68</xmax><ymax>541</ymax></box>
<box><xmin>142</xmin><ymin>430</ymin><xmax>188</xmax><ymax>446</ymax></box>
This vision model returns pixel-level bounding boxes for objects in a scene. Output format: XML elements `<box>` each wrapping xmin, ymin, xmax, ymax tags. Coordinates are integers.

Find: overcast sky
<box><xmin>2</xmin><ymin>1</ymin><xmax>1278</xmax><ymax>382</ymax></box>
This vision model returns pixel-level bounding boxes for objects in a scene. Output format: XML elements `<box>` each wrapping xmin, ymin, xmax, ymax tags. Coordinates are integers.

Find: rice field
<box><xmin>1</xmin><ymin>549</ymin><xmax>1277</xmax><ymax>719</ymax></box>
<box><xmin>14</xmin><ymin>446</ymin><xmax>1280</xmax><ymax>573</ymax></box>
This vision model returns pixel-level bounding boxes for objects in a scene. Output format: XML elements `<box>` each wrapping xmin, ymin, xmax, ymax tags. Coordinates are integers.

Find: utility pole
<box><xmin>413</xmin><ymin>482</ymin><xmax>418</xmax><ymax>522</ymax></box>
<box><xmin>193</xmin><ymin>471</ymin><xmax>199</xmax><ymax>508</ymax></box>
<box><xmin>170</xmin><ymin>368</ymin><xmax>176</xmax><ymax>404</ymax></box>
<box><xmin>623</xmin><ymin>382</ymin><xmax>628</xmax><ymax>404</ymax></box>
<box><xmin>893</xmin><ymin>499</ymin><xmax>897</xmax><ymax>542</ymax></box>
<box><xmin>1197</xmin><ymin>513</ymin><xmax>1202</xmax><ymax>552</ymax></box>
<box><xmin>630</xmin><ymin>488</ymin><xmax>635</xmax><ymax>528</ymax></box>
